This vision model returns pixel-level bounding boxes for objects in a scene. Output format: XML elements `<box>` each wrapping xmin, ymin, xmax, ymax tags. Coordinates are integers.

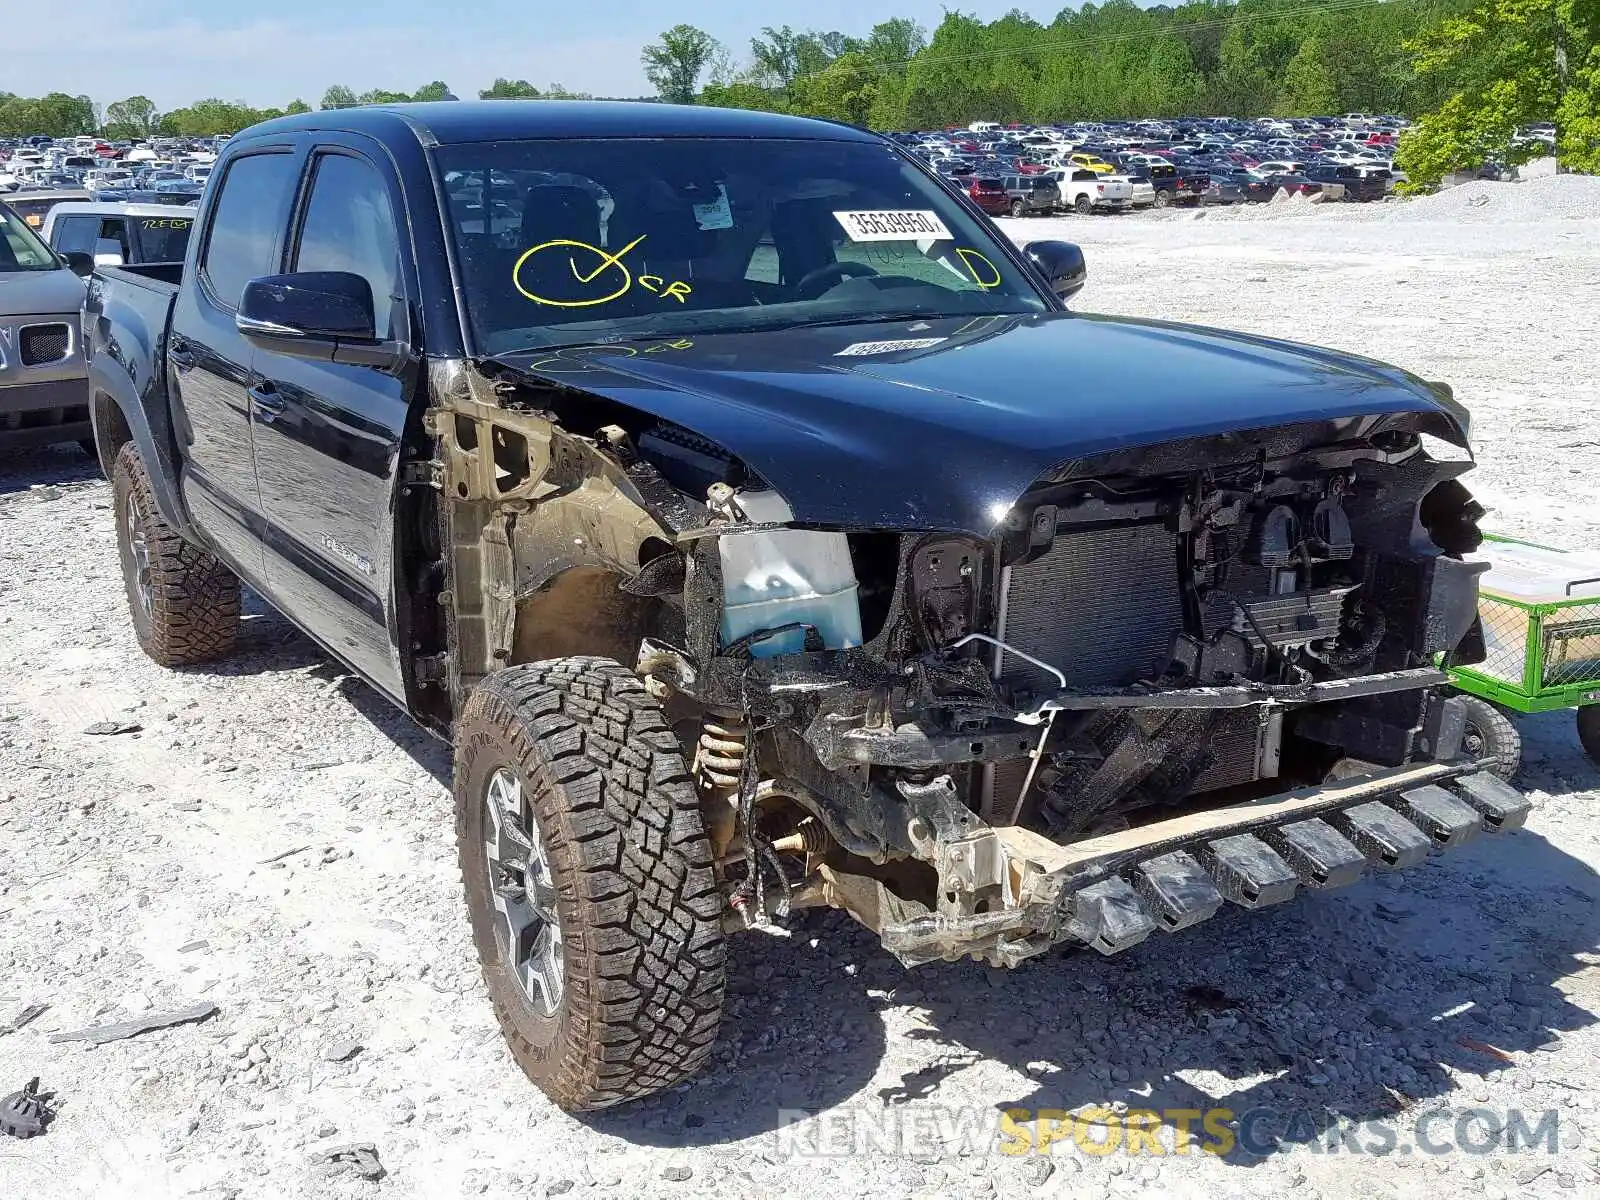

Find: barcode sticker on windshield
<box><xmin>833</xmin><ymin>210</ymin><xmax>953</xmax><ymax>242</ymax></box>
<box><xmin>835</xmin><ymin>338</ymin><xmax>948</xmax><ymax>356</ymax></box>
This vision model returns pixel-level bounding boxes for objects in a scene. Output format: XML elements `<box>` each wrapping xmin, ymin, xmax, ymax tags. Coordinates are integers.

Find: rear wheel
<box><xmin>454</xmin><ymin>658</ymin><xmax>726</xmax><ymax>1110</ymax></box>
<box><xmin>1459</xmin><ymin>696</ymin><xmax>1522</xmax><ymax>781</ymax></box>
<box><xmin>1578</xmin><ymin>705</ymin><xmax>1600</xmax><ymax>767</ymax></box>
<box><xmin>1009</xmin><ymin>198</ymin><xmax>1026</xmax><ymax>217</ymax></box>
<box><xmin>1074</xmin><ymin>194</ymin><xmax>1093</xmax><ymax>215</ymax></box>
<box><xmin>111</xmin><ymin>443</ymin><xmax>239</xmax><ymax>666</ymax></box>
<box><xmin>1153</xmin><ymin>190</ymin><xmax>1170</xmax><ymax>208</ymax></box>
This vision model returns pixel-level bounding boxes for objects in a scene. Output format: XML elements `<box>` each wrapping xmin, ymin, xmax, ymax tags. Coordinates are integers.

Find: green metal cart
<box><xmin>1447</xmin><ymin>533</ymin><xmax>1600</xmax><ymax>777</ymax></box>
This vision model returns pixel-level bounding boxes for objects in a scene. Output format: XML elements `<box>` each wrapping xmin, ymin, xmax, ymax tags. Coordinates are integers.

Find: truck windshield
<box><xmin>0</xmin><ymin>203</ymin><xmax>59</xmax><ymax>271</ymax></box>
<box><xmin>434</xmin><ymin>137</ymin><xmax>1050</xmax><ymax>354</ymax></box>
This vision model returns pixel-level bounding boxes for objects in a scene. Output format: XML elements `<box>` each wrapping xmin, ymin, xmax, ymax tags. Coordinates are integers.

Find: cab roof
<box><xmin>244</xmin><ymin>101</ymin><xmax>880</xmax><ymax>147</ymax></box>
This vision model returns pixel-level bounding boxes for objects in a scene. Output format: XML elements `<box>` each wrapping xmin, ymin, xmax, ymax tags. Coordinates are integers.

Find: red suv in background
<box><xmin>965</xmin><ymin>176</ymin><xmax>1010</xmax><ymax>215</ymax></box>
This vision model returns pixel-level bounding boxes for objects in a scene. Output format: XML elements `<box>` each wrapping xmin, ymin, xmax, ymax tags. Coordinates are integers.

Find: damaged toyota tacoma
<box><xmin>83</xmin><ymin>102</ymin><xmax>1527</xmax><ymax>1111</ymax></box>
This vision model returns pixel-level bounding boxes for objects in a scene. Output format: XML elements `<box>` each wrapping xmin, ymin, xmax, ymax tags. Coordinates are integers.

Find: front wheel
<box><xmin>1459</xmin><ymin>696</ymin><xmax>1522</xmax><ymax>781</ymax></box>
<box><xmin>1578</xmin><ymin>705</ymin><xmax>1600</xmax><ymax>767</ymax></box>
<box><xmin>454</xmin><ymin>658</ymin><xmax>726</xmax><ymax>1110</ymax></box>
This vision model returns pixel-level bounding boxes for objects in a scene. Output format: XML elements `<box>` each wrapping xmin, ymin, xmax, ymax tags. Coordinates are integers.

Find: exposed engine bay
<box><xmin>416</xmin><ymin>360</ymin><xmax>1529</xmax><ymax>968</ymax></box>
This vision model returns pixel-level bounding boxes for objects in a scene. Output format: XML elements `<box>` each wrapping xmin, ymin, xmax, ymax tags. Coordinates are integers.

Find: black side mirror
<box><xmin>63</xmin><ymin>251</ymin><xmax>95</xmax><ymax>278</ymax></box>
<box><xmin>1022</xmin><ymin>239</ymin><xmax>1087</xmax><ymax>300</ymax></box>
<box><xmin>236</xmin><ymin>271</ymin><xmax>404</xmax><ymax>370</ymax></box>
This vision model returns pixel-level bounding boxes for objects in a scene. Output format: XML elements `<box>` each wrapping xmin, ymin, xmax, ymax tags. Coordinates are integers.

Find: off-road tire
<box><xmin>1009</xmin><ymin>198</ymin><xmax>1027</xmax><ymax>217</ymax></box>
<box><xmin>1459</xmin><ymin>695</ymin><xmax>1522</xmax><ymax>780</ymax></box>
<box><xmin>111</xmin><ymin>443</ymin><xmax>240</xmax><ymax>666</ymax></box>
<box><xmin>1074</xmin><ymin>194</ymin><xmax>1093</xmax><ymax>215</ymax></box>
<box><xmin>1577</xmin><ymin>705</ymin><xmax>1600</xmax><ymax>767</ymax></box>
<box><xmin>1153</xmin><ymin>190</ymin><xmax>1170</xmax><ymax>208</ymax></box>
<box><xmin>454</xmin><ymin>658</ymin><xmax>726</xmax><ymax>1111</ymax></box>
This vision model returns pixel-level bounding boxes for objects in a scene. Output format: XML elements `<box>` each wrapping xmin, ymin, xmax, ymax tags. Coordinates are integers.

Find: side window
<box><xmin>201</xmin><ymin>152</ymin><xmax>299</xmax><ymax>309</ymax></box>
<box><xmin>99</xmin><ymin>217</ymin><xmax>132</xmax><ymax>261</ymax></box>
<box><xmin>293</xmin><ymin>153</ymin><xmax>403</xmax><ymax>341</ymax></box>
<box><xmin>50</xmin><ymin>215</ymin><xmax>98</xmax><ymax>254</ymax></box>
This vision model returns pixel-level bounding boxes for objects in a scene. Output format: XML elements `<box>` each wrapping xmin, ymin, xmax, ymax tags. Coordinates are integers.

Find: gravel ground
<box><xmin>3</xmin><ymin>180</ymin><xmax>1598</xmax><ymax>1200</ymax></box>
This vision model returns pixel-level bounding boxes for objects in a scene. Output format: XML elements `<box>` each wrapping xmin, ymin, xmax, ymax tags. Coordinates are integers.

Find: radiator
<box><xmin>987</xmin><ymin>523</ymin><xmax>1272</xmax><ymax>825</ymax></box>
<box><xmin>999</xmin><ymin>523</ymin><xmax>1185</xmax><ymax>695</ymax></box>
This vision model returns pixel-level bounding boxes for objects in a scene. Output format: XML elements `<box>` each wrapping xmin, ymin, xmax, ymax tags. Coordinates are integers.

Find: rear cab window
<box><xmin>134</xmin><ymin>215</ymin><xmax>194</xmax><ymax>262</ymax></box>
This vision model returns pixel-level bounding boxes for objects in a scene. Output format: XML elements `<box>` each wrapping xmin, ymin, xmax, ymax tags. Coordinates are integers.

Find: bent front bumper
<box><xmin>805</xmin><ymin>757</ymin><xmax>1529</xmax><ymax>968</ymax></box>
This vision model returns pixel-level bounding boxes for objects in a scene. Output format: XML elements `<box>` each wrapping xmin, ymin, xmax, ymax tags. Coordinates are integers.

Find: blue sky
<box><xmin>12</xmin><ymin>1</ymin><xmax>1070</xmax><ymax>110</ymax></box>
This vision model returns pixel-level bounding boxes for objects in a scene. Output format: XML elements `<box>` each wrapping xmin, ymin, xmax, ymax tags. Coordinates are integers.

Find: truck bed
<box><xmin>83</xmin><ymin>262</ymin><xmax>184</xmax><ymax>485</ymax></box>
<box><xmin>98</xmin><ymin>261</ymin><xmax>184</xmax><ymax>289</ymax></box>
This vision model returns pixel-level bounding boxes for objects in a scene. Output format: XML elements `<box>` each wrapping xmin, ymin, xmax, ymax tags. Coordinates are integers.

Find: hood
<box><xmin>0</xmin><ymin>266</ymin><xmax>85</xmax><ymax>319</ymax></box>
<box><xmin>494</xmin><ymin>311</ymin><xmax>1468</xmax><ymax>537</ymax></box>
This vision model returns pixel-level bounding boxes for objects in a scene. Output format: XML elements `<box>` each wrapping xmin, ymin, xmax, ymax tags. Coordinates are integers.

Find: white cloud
<box><xmin>7</xmin><ymin>7</ymin><xmax>650</xmax><ymax>108</ymax></box>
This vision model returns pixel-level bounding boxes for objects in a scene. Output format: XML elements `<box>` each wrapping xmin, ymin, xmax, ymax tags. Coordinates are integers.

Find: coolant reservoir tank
<box><xmin>717</xmin><ymin>490</ymin><xmax>863</xmax><ymax>658</ymax></box>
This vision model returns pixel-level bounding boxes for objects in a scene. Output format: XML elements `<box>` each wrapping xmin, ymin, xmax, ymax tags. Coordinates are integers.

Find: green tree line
<box><xmin>665</xmin><ymin>3</ymin><xmax>1480</xmax><ymax>131</ymax></box>
<box><xmin>0</xmin><ymin>79</ymin><xmax>598</xmax><ymax>140</ymax></box>
<box><xmin>654</xmin><ymin>1</ymin><xmax>1599</xmax><ymax>180</ymax></box>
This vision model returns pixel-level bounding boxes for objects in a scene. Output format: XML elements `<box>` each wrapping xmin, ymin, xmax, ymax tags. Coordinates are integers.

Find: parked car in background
<box><xmin>43</xmin><ymin>203</ymin><xmax>196</xmax><ymax>267</ymax></box>
<box><xmin>1173</xmin><ymin>165</ymin><xmax>1211</xmax><ymax>205</ymax></box>
<box><xmin>1000</xmin><ymin>173</ymin><xmax>1059</xmax><ymax>216</ymax></box>
<box><xmin>1203</xmin><ymin>170</ymin><xmax>1249</xmax><ymax>204</ymax></box>
<box><xmin>2</xmin><ymin>188</ymin><xmax>93</xmax><ymax>230</ymax></box>
<box><xmin>1261</xmin><ymin>172</ymin><xmax>1321</xmax><ymax>197</ymax></box>
<box><xmin>0</xmin><ymin>200</ymin><xmax>93</xmax><ymax>452</ymax></box>
<box><xmin>1045</xmin><ymin>167</ymin><xmax>1133</xmax><ymax>214</ymax></box>
<box><xmin>1121</xmin><ymin>173</ymin><xmax>1156</xmax><ymax>208</ymax></box>
<box><xmin>1250</xmin><ymin>160</ymin><xmax>1309</xmax><ymax>178</ymax></box>
<box><xmin>1066</xmin><ymin>152</ymin><xmax>1116</xmax><ymax>174</ymax></box>
<box><xmin>1304</xmin><ymin>163</ymin><xmax>1389</xmax><ymax>201</ymax></box>
<box><xmin>964</xmin><ymin>174</ymin><xmax>1010</xmax><ymax>216</ymax></box>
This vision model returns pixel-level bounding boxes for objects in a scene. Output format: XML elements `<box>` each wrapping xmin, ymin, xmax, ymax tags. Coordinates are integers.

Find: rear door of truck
<box><xmin>168</xmin><ymin>144</ymin><xmax>305</xmax><ymax>577</ymax></box>
<box><xmin>247</xmin><ymin>134</ymin><xmax>414</xmax><ymax>700</ymax></box>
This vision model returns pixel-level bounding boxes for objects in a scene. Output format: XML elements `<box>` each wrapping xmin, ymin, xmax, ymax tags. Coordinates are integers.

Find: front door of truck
<box><xmin>168</xmin><ymin>146</ymin><xmax>303</xmax><ymax>580</ymax></box>
<box><xmin>249</xmin><ymin>140</ymin><xmax>412</xmax><ymax>702</ymax></box>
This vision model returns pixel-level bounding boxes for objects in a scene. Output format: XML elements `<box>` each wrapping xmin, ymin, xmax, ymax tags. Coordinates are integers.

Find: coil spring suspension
<box><xmin>695</xmin><ymin>716</ymin><xmax>747</xmax><ymax>792</ymax></box>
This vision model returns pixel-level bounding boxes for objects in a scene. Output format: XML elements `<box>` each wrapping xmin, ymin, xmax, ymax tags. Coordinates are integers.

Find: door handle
<box><xmin>249</xmin><ymin>384</ymin><xmax>286</xmax><ymax>420</ymax></box>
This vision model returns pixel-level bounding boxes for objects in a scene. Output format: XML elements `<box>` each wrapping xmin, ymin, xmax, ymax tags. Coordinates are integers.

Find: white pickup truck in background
<box><xmin>1043</xmin><ymin>167</ymin><xmax>1134</xmax><ymax>214</ymax></box>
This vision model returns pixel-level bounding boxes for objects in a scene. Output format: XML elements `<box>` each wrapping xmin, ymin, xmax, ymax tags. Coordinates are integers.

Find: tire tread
<box><xmin>454</xmin><ymin>657</ymin><xmax>725</xmax><ymax>1111</ymax></box>
<box><xmin>111</xmin><ymin>443</ymin><xmax>239</xmax><ymax>666</ymax></box>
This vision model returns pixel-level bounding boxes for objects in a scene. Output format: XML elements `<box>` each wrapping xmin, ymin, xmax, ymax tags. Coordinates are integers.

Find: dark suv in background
<box><xmin>1000</xmin><ymin>173</ymin><xmax>1059</xmax><ymax>216</ymax></box>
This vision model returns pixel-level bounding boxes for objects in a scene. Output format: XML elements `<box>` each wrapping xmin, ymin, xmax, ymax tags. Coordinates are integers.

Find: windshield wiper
<box><xmin>777</xmin><ymin>311</ymin><xmax>967</xmax><ymax>332</ymax></box>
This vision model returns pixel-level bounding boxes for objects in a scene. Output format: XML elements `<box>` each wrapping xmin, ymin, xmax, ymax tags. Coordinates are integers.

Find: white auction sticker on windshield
<box><xmin>833</xmin><ymin>209</ymin><xmax>953</xmax><ymax>242</ymax></box>
<box><xmin>835</xmin><ymin>338</ymin><xmax>948</xmax><ymax>356</ymax></box>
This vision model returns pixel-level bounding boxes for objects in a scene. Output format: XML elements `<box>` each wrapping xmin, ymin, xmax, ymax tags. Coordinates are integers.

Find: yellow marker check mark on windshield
<box><xmin>513</xmin><ymin>235</ymin><xmax>695</xmax><ymax>309</ymax></box>
<box><xmin>514</xmin><ymin>234</ymin><xmax>649</xmax><ymax>308</ymax></box>
<box><xmin>954</xmin><ymin>248</ymin><xmax>1002</xmax><ymax>290</ymax></box>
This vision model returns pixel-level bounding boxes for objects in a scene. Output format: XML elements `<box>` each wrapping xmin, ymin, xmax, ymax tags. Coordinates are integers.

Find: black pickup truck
<box><xmin>85</xmin><ymin>101</ymin><xmax>1526</xmax><ymax>1113</ymax></box>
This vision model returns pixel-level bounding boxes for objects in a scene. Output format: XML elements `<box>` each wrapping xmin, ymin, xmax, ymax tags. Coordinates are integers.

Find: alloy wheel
<box><xmin>484</xmin><ymin>767</ymin><xmax>564</xmax><ymax>1015</ymax></box>
<box><xmin>125</xmin><ymin>498</ymin><xmax>153</xmax><ymax>620</ymax></box>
